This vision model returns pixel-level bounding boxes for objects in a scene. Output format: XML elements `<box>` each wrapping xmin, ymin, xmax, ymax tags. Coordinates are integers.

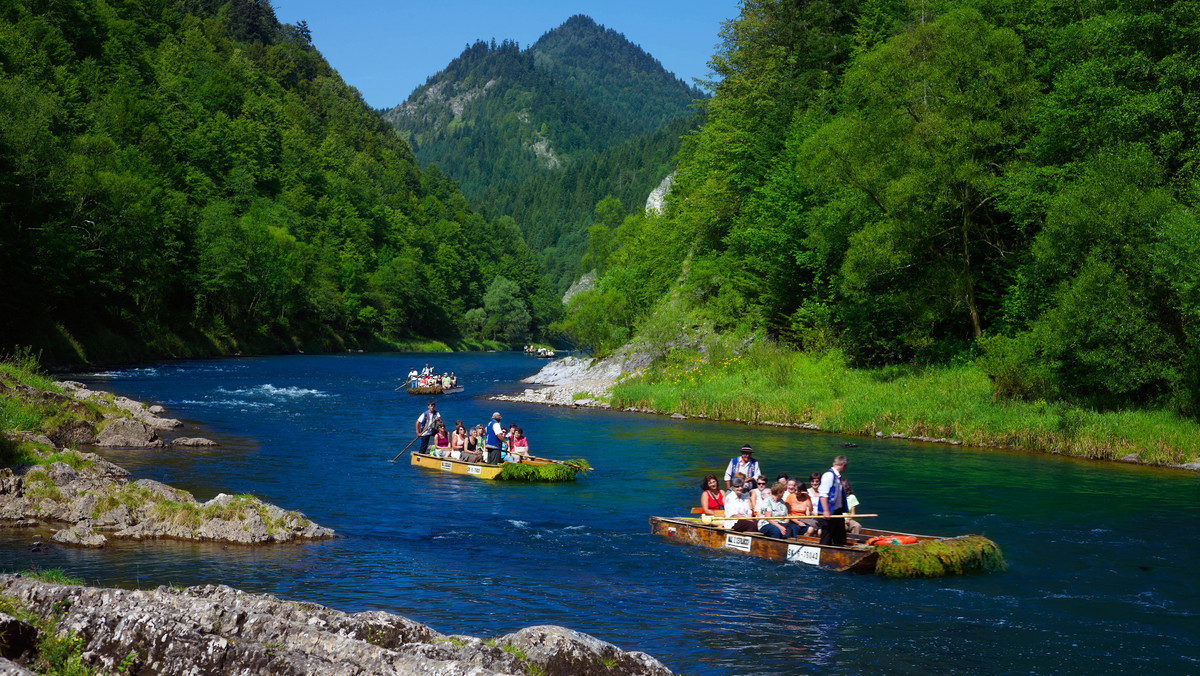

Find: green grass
<box><xmin>21</xmin><ymin>568</ymin><xmax>84</xmax><ymax>585</ymax></box>
<box><xmin>873</xmin><ymin>535</ymin><xmax>1007</xmax><ymax>578</ymax></box>
<box><xmin>610</xmin><ymin>341</ymin><xmax>1200</xmax><ymax>465</ymax></box>
<box><xmin>497</xmin><ymin>458</ymin><xmax>590</xmax><ymax>482</ymax></box>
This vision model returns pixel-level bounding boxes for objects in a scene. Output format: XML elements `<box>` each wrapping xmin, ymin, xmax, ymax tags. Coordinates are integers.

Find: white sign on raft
<box><xmin>787</xmin><ymin>544</ymin><xmax>821</xmax><ymax>566</ymax></box>
<box><xmin>725</xmin><ymin>534</ymin><xmax>752</xmax><ymax>552</ymax></box>
<box><xmin>440</xmin><ymin>461</ymin><xmax>452</xmax><ymax>471</ymax></box>
<box><xmin>467</xmin><ymin>465</ymin><xmax>482</xmax><ymax>475</ymax></box>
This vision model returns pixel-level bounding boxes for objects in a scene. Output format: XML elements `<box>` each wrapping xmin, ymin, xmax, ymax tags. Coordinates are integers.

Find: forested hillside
<box><xmin>385</xmin><ymin>15</ymin><xmax>701</xmax><ymax>200</ymax></box>
<box><xmin>563</xmin><ymin>0</ymin><xmax>1200</xmax><ymax>414</ymax></box>
<box><xmin>383</xmin><ymin>15</ymin><xmax>703</xmax><ymax>291</ymax></box>
<box><xmin>0</xmin><ymin>0</ymin><xmax>557</xmax><ymax>364</ymax></box>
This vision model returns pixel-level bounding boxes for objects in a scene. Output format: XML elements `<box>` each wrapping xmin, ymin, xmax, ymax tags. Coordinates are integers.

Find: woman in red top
<box><xmin>700</xmin><ymin>474</ymin><xmax>724</xmax><ymax>515</ymax></box>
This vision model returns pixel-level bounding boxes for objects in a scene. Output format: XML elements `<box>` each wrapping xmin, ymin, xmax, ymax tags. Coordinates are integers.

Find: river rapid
<box><xmin>2</xmin><ymin>352</ymin><xmax>1197</xmax><ymax>674</ymax></box>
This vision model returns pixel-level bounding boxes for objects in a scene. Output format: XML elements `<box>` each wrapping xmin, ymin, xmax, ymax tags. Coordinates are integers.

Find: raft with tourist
<box><xmin>395</xmin><ymin>406</ymin><xmax>590</xmax><ymax>481</ymax></box>
<box><xmin>402</xmin><ymin>365</ymin><xmax>461</xmax><ymax>394</ymax></box>
<box><xmin>653</xmin><ymin>448</ymin><xmax>1005</xmax><ymax>577</ymax></box>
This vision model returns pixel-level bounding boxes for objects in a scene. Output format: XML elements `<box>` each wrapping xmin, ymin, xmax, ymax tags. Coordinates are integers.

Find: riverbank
<box><xmin>0</xmin><ymin>573</ymin><xmax>671</xmax><ymax>675</ymax></box>
<box><xmin>1</xmin><ymin>354</ymin><xmax>334</xmax><ymax>547</ymax></box>
<box><xmin>495</xmin><ymin>345</ymin><xmax>1200</xmax><ymax>471</ymax></box>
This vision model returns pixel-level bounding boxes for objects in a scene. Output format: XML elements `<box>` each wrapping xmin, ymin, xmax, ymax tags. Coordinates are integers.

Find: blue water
<box><xmin>3</xmin><ymin>353</ymin><xmax>1198</xmax><ymax>674</ymax></box>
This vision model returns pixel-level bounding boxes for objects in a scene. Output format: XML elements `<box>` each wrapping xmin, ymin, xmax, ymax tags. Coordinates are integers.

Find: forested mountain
<box><xmin>562</xmin><ymin>0</ymin><xmax>1200</xmax><ymax>414</ymax></box>
<box><xmin>382</xmin><ymin>15</ymin><xmax>703</xmax><ymax>291</ymax></box>
<box><xmin>384</xmin><ymin>15</ymin><xmax>701</xmax><ymax>200</ymax></box>
<box><xmin>0</xmin><ymin>0</ymin><xmax>556</xmax><ymax>364</ymax></box>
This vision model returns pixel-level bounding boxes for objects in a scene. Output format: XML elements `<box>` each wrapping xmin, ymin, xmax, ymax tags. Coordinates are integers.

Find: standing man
<box><xmin>484</xmin><ymin>411</ymin><xmax>505</xmax><ymax>464</ymax></box>
<box><xmin>415</xmin><ymin>401</ymin><xmax>440</xmax><ymax>455</ymax></box>
<box><xmin>723</xmin><ymin>445</ymin><xmax>762</xmax><ymax>489</ymax></box>
<box><xmin>817</xmin><ymin>455</ymin><xmax>849</xmax><ymax>546</ymax></box>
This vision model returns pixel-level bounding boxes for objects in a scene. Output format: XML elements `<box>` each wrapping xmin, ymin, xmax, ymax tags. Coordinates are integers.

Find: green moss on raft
<box><xmin>496</xmin><ymin>459</ymin><xmax>590</xmax><ymax>482</ymax></box>
<box><xmin>873</xmin><ymin>535</ymin><xmax>1006</xmax><ymax>578</ymax></box>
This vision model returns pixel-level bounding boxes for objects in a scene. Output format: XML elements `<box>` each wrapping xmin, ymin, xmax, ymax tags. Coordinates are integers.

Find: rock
<box><xmin>44</xmin><ymin>462</ymin><xmax>78</xmax><ymax>486</ymax></box>
<box><xmin>96</xmin><ymin>419</ymin><xmax>162</xmax><ymax>448</ymax></box>
<box><xmin>670</xmin><ymin>413</ymin><xmax>686</xmax><ymax>419</ymax></box>
<box><xmin>0</xmin><ymin>611</ymin><xmax>39</xmax><ymax>660</ymax></box>
<box><xmin>143</xmin><ymin>416</ymin><xmax>182</xmax><ymax>430</ymax></box>
<box><xmin>1120</xmin><ymin>453</ymin><xmax>1140</xmax><ymax>463</ymax></box>
<box><xmin>3</xmin><ymin>431</ymin><xmax>54</xmax><ymax>449</ymax></box>
<box><xmin>1178</xmin><ymin>459</ymin><xmax>1200</xmax><ymax>471</ymax></box>
<box><xmin>499</xmin><ymin>625</ymin><xmax>672</xmax><ymax>676</ymax></box>
<box><xmin>0</xmin><ymin>576</ymin><xmax>673</xmax><ymax>676</ymax></box>
<box><xmin>0</xmin><ymin>657</ymin><xmax>37</xmax><ymax>675</ymax></box>
<box><xmin>148</xmin><ymin>405</ymin><xmax>165</xmax><ymax>414</ymax></box>
<box><xmin>47</xmin><ymin>419</ymin><xmax>96</xmax><ymax>446</ymax></box>
<box><xmin>171</xmin><ymin>437</ymin><xmax>217</xmax><ymax>447</ymax></box>
<box><xmin>51</xmin><ymin>522</ymin><xmax>107</xmax><ymax>548</ymax></box>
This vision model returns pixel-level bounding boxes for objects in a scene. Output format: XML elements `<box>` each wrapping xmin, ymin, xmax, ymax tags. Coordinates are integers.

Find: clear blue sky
<box><xmin>271</xmin><ymin>0</ymin><xmax>740</xmax><ymax>109</ymax></box>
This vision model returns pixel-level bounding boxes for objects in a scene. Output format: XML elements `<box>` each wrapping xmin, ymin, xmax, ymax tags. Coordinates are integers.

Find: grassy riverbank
<box><xmin>609</xmin><ymin>342</ymin><xmax>1200</xmax><ymax>466</ymax></box>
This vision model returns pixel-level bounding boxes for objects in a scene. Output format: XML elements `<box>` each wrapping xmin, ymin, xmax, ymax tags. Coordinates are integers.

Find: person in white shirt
<box><xmin>817</xmin><ymin>456</ymin><xmax>849</xmax><ymax>546</ymax></box>
<box><xmin>723</xmin><ymin>445</ymin><xmax>763</xmax><ymax>489</ymax></box>
<box><xmin>721</xmin><ymin>477</ymin><xmax>757</xmax><ymax>532</ymax></box>
<box><xmin>414</xmin><ymin>401</ymin><xmax>440</xmax><ymax>455</ymax></box>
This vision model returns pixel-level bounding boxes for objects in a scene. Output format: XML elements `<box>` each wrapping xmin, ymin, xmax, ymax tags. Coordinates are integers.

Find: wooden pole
<box><xmin>389</xmin><ymin>435</ymin><xmax>422</xmax><ymax>462</ymax></box>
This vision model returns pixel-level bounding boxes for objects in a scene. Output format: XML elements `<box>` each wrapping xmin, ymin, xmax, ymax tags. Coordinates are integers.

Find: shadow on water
<box><xmin>3</xmin><ymin>352</ymin><xmax>1197</xmax><ymax>675</ymax></box>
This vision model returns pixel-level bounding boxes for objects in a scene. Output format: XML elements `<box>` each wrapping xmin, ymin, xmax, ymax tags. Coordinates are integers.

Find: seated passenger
<box><xmin>461</xmin><ymin>425</ymin><xmax>484</xmax><ymax>462</ymax></box>
<box><xmin>700</xmin><ymin>474</ymin><xmax>724</xmax><ymax>516</ymax></box>
<box><xmin>509</xmin><ymin>425</ymin><xmax>529</xmax><ymax>457</ymax></box>
<box><xmin>843</xmin><ymin>479</ymin><xmax>863</xmax><ymax>535</ymax></box>
<box><xmin>431</xmin><ymin>420</ymin><xmax>451</xmax><ymax>457</ymax></box>
<box><xmin>784</xmin><ymin>479</ymin><xmax>818</xmax><ymax>537</ymax></box>
<box><xmin>450</xmin><ymin>420</ymin><xmax>467</xmax><ymax>460</ymax></box>
<box><xmin>722</xmin><ymin>477</ymin><xmax>757</xmax><ymax>533</ymax></box>
<box><xmin>757</xmin><ymin>482</ymin><xmax>800</xmax><ymax>539</ymax></box>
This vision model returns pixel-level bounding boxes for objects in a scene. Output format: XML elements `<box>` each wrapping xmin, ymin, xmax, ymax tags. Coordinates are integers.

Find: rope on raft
<box><xmin>496</xmin><ymin>458</ymin><xmax>591</xmax><ymax>482</ymax></box>
<box><xmin>872</xmin><ymin>535</ymin><xmax>1006</xmax><ymax>578</ymax></box>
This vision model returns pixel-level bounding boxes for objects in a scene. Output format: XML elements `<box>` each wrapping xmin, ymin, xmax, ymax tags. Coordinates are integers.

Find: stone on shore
<box><xmin>96</xmin><ymin>419</ymin><xmax>163</xmax><ymax>448</ymax></box>
<box><xmin>0</xmin><ymin>576</ymin><xmax>674</xmax><ymax>676</ymax></box>
<box><xmin>171</xmin><ymin>436</ymin><xmax>217</xmax><ymax>447</ymax></box>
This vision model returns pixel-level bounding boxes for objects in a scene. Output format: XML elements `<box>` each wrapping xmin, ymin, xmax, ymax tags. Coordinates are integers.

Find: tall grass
<box><xmin>611</xmin><ymin>342</ymin><xmax>1200</xmax><ymax>465</ymax></box>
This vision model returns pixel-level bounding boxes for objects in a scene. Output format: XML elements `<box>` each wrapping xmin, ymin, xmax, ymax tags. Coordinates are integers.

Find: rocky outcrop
<box><xmin>0</xmin><ymin>458</ymin><xmax>334</xmax><ymax>547</ymax></box>
<box><xmin>1</xmin><ymin>380</ymin><xmax>330</xmax><ymax>546</ymax></box>
<box><xmin>644</xmin><ymin>172</ymin><xmax>675</xmax><ymax>215</ymax></box>
<box><xmin>562</xmin><ymin>270</ymin><xmax>598</xmax><ymax>305</ymax></box>
<box><xmin>0</xmin><ymin>576</ymin><xmax>672</xmax><ymax>676</ymax></box>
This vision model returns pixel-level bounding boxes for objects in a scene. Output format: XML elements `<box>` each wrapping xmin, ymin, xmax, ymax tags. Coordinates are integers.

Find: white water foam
<box><xmin>216</xmin><ymin>385</ymin><xmax>329</xmax><ymax>399</ymax></box>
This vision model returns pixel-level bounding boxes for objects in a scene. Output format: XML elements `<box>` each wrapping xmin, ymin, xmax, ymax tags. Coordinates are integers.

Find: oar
<box><xmin>389</xmin><ymin>435</ymin><xmax>422</xmax><ymax>462</ymax></box>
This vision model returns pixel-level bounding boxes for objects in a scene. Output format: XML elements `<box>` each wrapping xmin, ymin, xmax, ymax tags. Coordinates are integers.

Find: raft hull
<box><xmin>405</xmin><ymin>386</ymin><xmax>463</xmax><ymax>395</ymax></box>
<box><xmin>649</xmin><ymin>517</ymin><xmax>931</xmax><ymax>573</ymax></box>
<box><xmin>410</xmin><ymin>452</ymin><xmax>561</xmax><ymax>479</ymax></box>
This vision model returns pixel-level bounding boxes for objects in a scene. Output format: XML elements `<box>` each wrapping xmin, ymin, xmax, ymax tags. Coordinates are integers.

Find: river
<box><xmin>2</xmin><ymin>352</ymin><xmax>1197</xmax><ymax>674</ymax></box>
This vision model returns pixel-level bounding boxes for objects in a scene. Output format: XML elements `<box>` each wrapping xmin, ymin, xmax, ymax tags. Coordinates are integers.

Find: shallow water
<box><xmin>3</xmin><ymin>353</ymin><xmax>1198</xmax><ymax>674</ymax></box>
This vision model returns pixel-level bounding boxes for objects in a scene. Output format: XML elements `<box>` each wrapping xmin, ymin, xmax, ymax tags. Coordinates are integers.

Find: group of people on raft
<box><xmin>407</xmin><ymin>364</ymin><xmax>457</xmax><ymax>389</ymax></box>
<box><xmin>700</xmin><ymin>446</ymin><xmax>860</xmax><ymax>547</ymax></box>
<box><xmin>523</xmin><ymin>345</ymin><xmax>554</xmax><ymax>357</ymax></box>
<box><xmin>414</xmin><ymin>401</ymin><xmax>529</xmax><ymax>464</ymax></box>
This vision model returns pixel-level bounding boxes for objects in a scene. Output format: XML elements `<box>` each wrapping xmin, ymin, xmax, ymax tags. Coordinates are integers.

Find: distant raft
<box><xmin>410</xmin><ymin>452</ymin><xmax>590</xmax><ymax>482</ymax></box>
<box><xmin>649</xmin><ymin>516</ymin><xmax>1004</xmax><ymax>578</ymax></box>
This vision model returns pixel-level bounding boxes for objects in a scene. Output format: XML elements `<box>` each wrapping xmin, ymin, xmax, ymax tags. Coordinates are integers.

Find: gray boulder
<box><xmin>172</xmin><ymin>437</ymin><xmax>217</xmax><ymax>447</ymax></box>
<box><xmin>498</xmin><ymin>625</ymin><xmax>672</xmax><ymax>676</ymax></box>
<box><xmin>51</xmin><ymin>521</ymin><xmax>107</xmax><ymax>548</ymax></box>
<box><xmin>96</xmin><ymin>419</ymin><xmax>163</xmax><ymax>448</ymax></box>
